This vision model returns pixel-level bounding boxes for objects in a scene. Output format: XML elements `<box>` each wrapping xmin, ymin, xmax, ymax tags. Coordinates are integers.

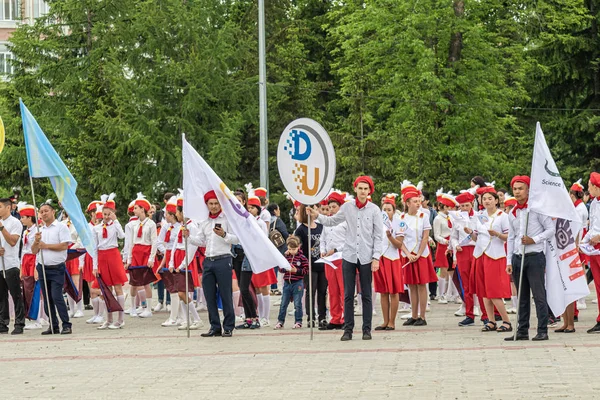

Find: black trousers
<box><xmin>0</xmin><ymin>268</ymin><xmax>25</xmax><ymax>329</ymax></box>
<box><xmin>304</xmin><ymin>270</ymin><xmax>328</xmax><ymax>322</ymax></box>
<box><xmin>512</xmin><ymin>253</ymin><xmax>549</xmax><ymax>335</ymax></box>
<box><xmin>342</xmin><ymin>260</ymin><xmax>372</xmax><ymax>333</ymax></box>
<box><xmin>37</xmin><ymin>263</ymin><xmax>71</xmax><ymax>331</ymax></box>
<box><xmin>239</xmin><ymin>270</ymin><xmax>257</xmax><ymax>319</ymax></box>
<box><xmin>202</xmin><ymin>257</ymin><xmax>235</xmax><ymax>332</ymax></box>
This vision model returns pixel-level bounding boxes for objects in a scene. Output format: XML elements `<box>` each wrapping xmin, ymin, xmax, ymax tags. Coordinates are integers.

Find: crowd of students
<box><xmin>0</xmin><ymin>172</ymin><xmax>599</xmax><ymax>341</ymax></box>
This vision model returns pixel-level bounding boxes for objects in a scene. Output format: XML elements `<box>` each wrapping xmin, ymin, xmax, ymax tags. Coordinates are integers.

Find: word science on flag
<box><xmin>529</xmin><ymin>122</ymin><xmax>589</xmax><ymax>317</ymax></box>
<box><xmin>277</xmin><ymin>118</ymin><xmax>336</xmax><ymax>205</ymax></box>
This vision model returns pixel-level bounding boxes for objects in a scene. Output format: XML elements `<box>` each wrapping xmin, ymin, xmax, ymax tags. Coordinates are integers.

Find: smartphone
<box><xmin>215</xmin><ymin>223</ymin><xmax>222</xmax><ymax>229</ymax></box>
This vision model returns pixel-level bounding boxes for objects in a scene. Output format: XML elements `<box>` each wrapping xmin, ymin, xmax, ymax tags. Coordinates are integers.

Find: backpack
<box><xmin>269</xmin><ymin>217</ymin><xmax>285</xmax><ymax>248</ymax></box>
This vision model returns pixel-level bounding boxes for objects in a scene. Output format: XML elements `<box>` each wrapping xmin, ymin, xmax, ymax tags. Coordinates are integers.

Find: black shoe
<box><xmin>250</xmin><ymin>320</ymin><xmax>261</xmax><ymax>329</ymax></box>
<box><xmin>429</xmin><ymin>294</ymin><xmax>436</xmax><ymax>301</ymax></box>
<box><xmin>403</xmin><ymin>318</ymin><xmax>417</xmax><ymax>326</ymax></box>
<box><xmin>504</xmin><ymin>334</ymin><xmax>529</xmax><ymax>341</ymax></box>
<box><xmin>236</xmin><ymin>319</ymin><xmax>252</xmax><ymax>329</ymax></box>
<box><xmin>340</xmin><ymin>331</ymin><xmax>352</xmax><ymax>341</ymax></box>
<box><xmin>587</xmin><ymin>323</ymin><xmax>600</xmax><ymax>334</ymax></box>
<box><xmin>11</xmin><ymin>327</ymin><xmax>24</xmax><ymax>335</ymax></box>
<box><xmin>326</xmin><ymin>322</ymin><xmax>344</xmax><ymax>330</ymax></box>
<box><xmin>222</xmin><ymin>330</ymin><xmax>233</xmax><ymax>337</ymax></box>
<box><xmin>532</xmin><ymin>333</ymin><xmax>549</xmax><ymax>341</ymax></box>
<box><xmin>318</xmin><ymin>320</ymin><xmax>328</xmax><ymax>330</ymax></box>
<box><xmin>0</xmin><ymin>326</ymin><xmax>8</xmax><ymax>334</ymax></box>
<box><xmin>414</xmin><ymin>318</ymin><xmax>427</xmax><ymax>326</ymax></box>
<box><xmin>41</xmin><ymin>328</ymin><xmax>59</xmax><ymax>335</ymax></box>
<box><xmin>458</xmin><ymin>317</ymin><xmax>475</xmax><ymax>327</ymax></box>
<box><xmin>362</xmin><ymin>330</ymin><xmax>372</xmax><ymax>340</ymax></box>
<box><xmin>60</xmin><ymin>327</ymin><xmax>72</xmax><ymax>335</ymax></box>
<box><xmin>201</xmin><ymin>329</ymin><xmax>222</xmax><ymax>337</ymax></box>
<box><xmin>84</xmin><ymin>304</ymin><xmax>93</xmax><ymax>310</ymax></box>
<box><xmin>574</xmin><ymin>316</ymin><xmax>578</xmax><ymax>322</ymax></box>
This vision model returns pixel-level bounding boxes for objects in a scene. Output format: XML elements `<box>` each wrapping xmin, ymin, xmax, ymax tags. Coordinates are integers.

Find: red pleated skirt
<box><xmin>66</xmin><ymin>257</ymin><xmax>80</xmax><ymax>275</ymax></box>
<box><xmin>472</xmin><ymin>256</ymin><xmax>486</xmax><ymax>298</ymax></box>
<box><xmin>434</xmin><ymin>243</ymin><xmax>450</xmax><ymax>268</ymax></box>
<box><xmin>172</xmin><ymin>249</ymin><xmax>199</xmax><ymax>287</ymax></box>
<box><xmin>21</xmin><ymin>254</ymin><xmax>36</xmax><ymax>277</ymax></box>
<box><xmin>403</xmin><ymin>254</ymin><xmax>437</xmax><ymax>285</ymax></box>
<box><xmin>374</xmin><ymin>257</ymin><xmax>404</xmax><ymax>294</ymax></box>
<box><xmin>131</xmin><ymin>244</ymin><xmax>151</xmax><ymax>267</ymax></box>
<box><xmin>82</xmin><ymin>253</ymin><xmax>95</xmax><ymax>282</ymax></box>
<box><xmin>482</xmin><ymin>254</ymin><xmax>511</xmax><ymax>299</ymax></box>
<box><xmin>97</xmin><ymin>248</ymin><xmax>128</xmax><ymax>287</ymax></box>
<box><xmin>252</xmin><ymin>268</ymin><xmax>277</xmax><ymax>288</ymax></box>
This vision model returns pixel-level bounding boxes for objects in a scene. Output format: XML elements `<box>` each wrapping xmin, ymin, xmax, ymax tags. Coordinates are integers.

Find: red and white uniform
<box><xmin>321</xmin><ymin>221</ymin><xmax>347</xmax><ymax>325</ymax></box>
<box><xmin>433</xmin><ymin>212</ymin><xmax>452</xmax><ymax>268</ymax></box>
<box><xmin>62</xmin><ymin>219</ymin><xmax>83</xmax><ymax>275</ymax></box>
<box><xmin>82</xmin><ymin>220</ymin><xmax>97</xmax><ymax>282</ymax></box>
<box><xmin>158</xmin><ymin>222</ymin><xmax>180</xmax><ymax>272</ymax></box>
<box><xmin>450</xmin><ymin>210</ymin><xmax>477</xmax><ymax>319</ymax></box>
<box><xmin>127</xmin><ymin>217</ymin><xmax>157</xmax><ymax>266</ymax></box>
<box><xmin>583</xmin><ymin>197</ymin><xmax>600</xmax><ymax>322</ymax></box>
<box><xmin>122</xmin><ymin>216</ymin><xmax>139</xmax><ymax>263</ymax></box>
<box><xmin>374</xmin><ymin>214</ymin><xmax>404</xmax><ymax>294</ymax></box>
<box><xmin>20</xmin><ymin>225</ymin><xmax>38</xmax><ymax>277</ymax></box>
<box><xmin>169</xmin><ymin>220</ymin><xmax>200</xmax><ymax>289</ymax></box>
<box><xmin>92</xmin><ymin>220</ymin><xmax>127</xmax><ymax>287</ymax></box>
<box><xmin>399</xmin><ymin>212</ymin><xmax>437</xmax><ymax>285</ymax></box>
<box><xmin>251</xmin><ymin>215</ymin><xmax>277</xmax><ymax>287</ymax></box>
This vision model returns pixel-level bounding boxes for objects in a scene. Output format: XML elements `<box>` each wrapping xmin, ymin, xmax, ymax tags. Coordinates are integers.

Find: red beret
<box><xmin>510</xmin><ymin>175</ymin><xmax>530</xmax><ymax>189</ymax></box>
<box><xmin>504</xmin><ymin>197</ymin><xmax>517</xmax><ymax>207</ymax></box>
<box><xmin>590</xmin><ymin>172</ymin><xmax>600</xmax><ymax>188</ymax></box>
<box><xmin>455</xmin><ymin>192</ymin><xmax>475</xmax><ymax>204</ymax></box>
<box><xmin>134</xmin><ymin>198</ymin><xmax>151</xmax><ymax>212</ymax></box>
<box><xmin>254</xmin><ymin>187</ymin><xmax>267</xmax><ymax>198</ymax></box>
<box><xmin>403</xmin><ymin>189</ymin><xmax>420</xmax><ymax>201</ymax></box>
<box><xmin>319</xmin><ymin>199</ymin><xmax>328</xmax><ymax>206</ymax></box>
<box><xmin>204</xmin><ymin>190</ymin><xmax>217</xmax><ymax>203</ymax></box>
<box><xmin>478</xmin><ymin>186</ymin><xmax>496</xmax><ymax>195</ymax></box>
<box><xmin>353</xmin><ymin>176</ymin><xmax>374</xmax><ymax>195</ymax></box>
<box><xmin>438</xmin><ymin>197</ymin><xmax>456</xmax><ymax>208</ymax></box>
<box><xmin>383</xmin><ymin>198</ymin><xmax>396</xmax><ymax>206</ymax></box>
<box><xmin>570</xmin><ymin>181</ymin><xmax>584</xmax><ymax>192</ymax></box>
<box><xmin>328</xmin><ymin>192</ymin><xmax>346</xmax><ymax>205</ymax></box>
<box><xmin>247</xmin><ymin>196</ymin><xmax>261</xmax><ymax>208</ymax></box>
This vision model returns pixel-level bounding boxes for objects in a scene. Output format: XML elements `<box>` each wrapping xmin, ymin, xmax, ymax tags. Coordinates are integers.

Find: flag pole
<box><xmin>183</xmin><ymin>216</ymin><xmax>191</xmax><ymax>339</ymax></box>
<box><xmin>513</xmin><ymin>211</ymin><xmax>529</xmax><ymax>341</ymax></box>
<box><xmin>29</xmin><ymin>176</ymin><xmax>54</xmax><ymax>335</ymax></box>
<box><xmin>307</xmin><ymin>207</ymin><xmax>314</xmax><ymax>340</ymax></box>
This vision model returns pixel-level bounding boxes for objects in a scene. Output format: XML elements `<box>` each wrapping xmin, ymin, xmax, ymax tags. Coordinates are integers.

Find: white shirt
<box><xmin>318</xmin><ymin>201</ymin><xmax>384</xmax><ymax>264</ymax></box>
<box><xmin>433</xmin><ymin>212</ymin><xmax>452</xmax><ymax>245</ymax></box>
<box><xmin>189</xmin><ymin>213</ymin><xmax>239</xmax><ymax>257</ymax></box>
<box><xmin>321</xmin><ymin>222</ymin><xmax>347</xmax><ymax>254</ymax></box>
<box><xmin>92</xmin><ymin>221</ymin><xmax>125</xmax><ymax>269</ymax></box>
<box><xmin>507</xmin><ymin>205</ymin><xmax>555</xmax><ymax>265</ymax></box>
<box><xmin>157</xmin><ymin>222</ymin><xmax>180</xmax><ymax>254</ymax></box>
<box><xmin>260</xmin><ymin>208</ymin><xmax>271</xmax><ymax>227</ymax></box>
<box><xmin>38</xmin><ymin>219</ymin><xmax>72</xmax><ymax>265</ymax></box>
<box><xmin>169</xmin><ymin>220</ymin><xmax>200</xmax><ymax>270</ymax></box>
<box><xmin>398</xmin><ymin>212</ymin><xmax>431</xmax><ymax>258</ymax></box>
<box><xmin>450</xmin><ymin>211</ymin><xmax>477</xmax><ymax>248</ymax></box>
<box><xmin>574</xmin><ymin>201</ymin><xmax>589</xmax><ymax>241</ymax></box>
<box><xmin>122</xmin><ymin>217</ymin><xmax>138</xmax><ymax>262</ymax></box>
<box><xmin>381</xmin><ymin>213</ymin><xmax>401</xmax><ymax>261</ymax></box>
<box><xmin>0</xmin><ymin>215</ymin><xmax>23</xmax><ymax>270</ymax></box>
<box><xmin>62</xmin><ymin>219</ymin><xmax>82</xmax><ymax>249</ymax></box>
<box><xmin>21</xmin><ymin>224</ymin><xmax>38</xmax><ymax>256</ymax></box>
<box><xmin>583</xmin><ymin>198</ymin><xmax>600</xmax><ymax>245</ymax></box>
<box><xmin>473</xmin><ymin>210</ymin><xmax>509</xmax><ymax>259</ymax></box>
<box><xmin>127</xmin><ymin>217</ymin><xmax>158</xmax><ymax>264</ymax></box>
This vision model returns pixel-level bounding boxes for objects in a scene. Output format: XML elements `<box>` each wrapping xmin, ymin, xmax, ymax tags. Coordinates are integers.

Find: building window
<box><xmin>0</xmin><ymin>51</ymin><xmax>14</xmax><ymax>75</ymax></box>
<box><xmin>1</xmin><ymin>0</ymin><xmax>20</xmax><ymax>21</ymax></box>
<box><xmin>33</xmin><ymin>0</ymin><xmax>50</xmax><ymax>19</ymax></box>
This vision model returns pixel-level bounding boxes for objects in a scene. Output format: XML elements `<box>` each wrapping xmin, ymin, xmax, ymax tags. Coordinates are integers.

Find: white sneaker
<box><xmin>288</xmin><ymin>310</ymin><xmax>294</xmax><ymax>316</ymax></box>
<box><xmin>86</xmin><ymin>315</ymin><xmax>97</xmax><ymax>324</ymax></box>
<box><xmin>136</xmin><ymin>306</ymin><xmax>144</xmax><ymax>314</ymax></box>
<box><xmin>453</xmin><ymin>296</ymin><xmax>463</xmax><ymax>304</ymax></box>
<box><xmin>73</xmin><ymin>310</ymin><xmax>84</xmax><ymax>318</ymax></box>
<box><xmin>40</xmin><ymin>318</ymin><xmax>49</xmax><ymax>326</ymax></box>
<box><xmin>273</xmin><ymin>300</ymin><xmax>281</xmax><ymax>306</ymax></box>
<box><xmin>401</xmin><ymin>313</ymin><xmax>412</xmax><ymax>319</ymax></box>
<box><xmin>97</xmin><ymin>322</ymin><xmax>110</xmax><ymax>330</ymax></box>
<box><xmin>260</xmin><ymin>318</ymin><xmax>270</xmax><ymax>327</ymax></box>
<box><xmin>577</xmin><ymin>300</ymin><xmax>587</xmax><ymax>310</ymax></box>
<box><xmin>175</xmin><ymin>318</ymin><xmax>184</xmax><ymax>326</ymax></box>
<box><xmin>124</xmin><ymin>308</ymin><xmax>131</xmax><ymax>315</ymax></box>
<box><xmin>474</xmin><ymin>306</ymin><xmax>481</xmax><ymax>316</ymax></box>
<box><xmin>24</xmin><ymin>322</ymin><xmax>42</xmax><ymax>330</ymax></box>
<box><xmin>372</xmin><ymin>309</ymin><xmax>377</xmax><ymax>316</ymax></box>
<box><xmin>354</xmin><ymin>308</ymin><xmax>363</xmax><ymax>316</ymax></box>
<box><xmin>189</xmin><ymin>320</ymin><xmax>204</xmax><ymax>330</ymax></box>
<box><xmin>108</xmin><ymin>321</ymin><xmax>124</xmax><ymax>329</ymax></box>
<box><xmin>454</xmin><ymin>304</ymin><xmax>466</xmax><ymax>317</ymax></box>
<box><xmin>153</xmin><ymin>303</ymin><xmax>164</xmax><ymax>312</ymax></box>
<box><xmin>438</xmin><ymin>296</ymin><xmax>448</xmax><ymax>304</ymax></box>
<box><xmin>129</xmin><ymin>312</ymin><xmax>139</xmax><ymax>318</ymax></box>
<box><xmin>593</xmin><ymin>299</ymin><xmax>598</xmax><ymax>304</ymax></box>
<box><xmin>235</xmin><ymin>315</ymin><xmax>245</xmax><ymax>323</ymax></box>
<box><xmin>139</xmin><ymin>310</ymin><xmax>152</xmax><ymax>318</ymax></box>
<box><xmin>166</xmin><ymin>304</ymin><xmax>172</xmax><ymax>312</ymax></box>
<box><xmin>68</xmin><ymin>310</ymin><xmax>74</xmax><ymax>318</ymax></box>
<box><xmin>161</xmin><ymin>319</ymin><xmax>178</xmax><ymax>327</ymax></box>
<box><xmin>507</xmin><ymin>307</ymin><xmax>517</xmax><ymax>314</ymax></box>
<box><xmin>93</xmin><ymin>315</ymin><xmax>105</xmax><ymax>324</ymax></box>
<box><xmin>197</xmin><ymin>303</ymin><xmax>207</xmax><ymax>311</ymax></box>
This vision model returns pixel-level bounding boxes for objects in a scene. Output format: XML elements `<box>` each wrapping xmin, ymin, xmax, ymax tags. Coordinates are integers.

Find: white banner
<box><xmin>314</xmin><ymin>252</ymin><xmax>343</xmax><ymax>269</ymax></box>
<box><xmin>182</xmin><ymin>135</ymin><xmax>290</xmax><ymax>273</ymax></box>
<box><xmin>530</xmin><ymin>122</ymin><xmax>589</xmax><ymax>316</ymax></box>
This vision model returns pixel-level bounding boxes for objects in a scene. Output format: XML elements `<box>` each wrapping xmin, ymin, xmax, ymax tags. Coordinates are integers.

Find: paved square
<box><xmin>2</xmin><ymin>291</ymin><xmax>600</xmax><ymax>399</ymax></box>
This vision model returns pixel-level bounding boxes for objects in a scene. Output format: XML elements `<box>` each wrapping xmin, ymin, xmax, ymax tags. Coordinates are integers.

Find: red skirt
<box><xmin>172</xmin><ymin>249</ymin><xmax>199</xmax><ymax>287</ymax></box>
<box><xmin>472</xmin><ymin>256</ymin><xmax>486</xmax><ymax>298</ymax></box>
<box><xmin>482</xmin><ymin>254</ymin><xmax>511</xmax><ymax>299</ymax></box>
<box><xmin>131</xmin><ymin>244</ymin><xmax>151</xmax><ymax>267</ymax></box>
<box><xmin>434</xmin><ymin>243</ymin><xmax>450</xmax><ymax>268</ymax></box>
<box><xmin>21</xmin><ymin>254</ymin><xmax>36</xmax><ymax>277</ymax></box>
<box><xmin>374</xmin><ymin>257</ymin><xmax>404</xmax><ymax>294</ymax></box>
<box><xmin>82</xmin><ymin>253</ymin><xmax>95</xmax><ymax>282</ymax></box>
<box><xmin>97</xmin><ymin>248</ymin><xmax>128</xmax><ymax>287</ymax></box>
<box><xmin>252</xmin><ymin>268</ymin><xmax>277</xmax><ymax>288</ymax></box>
<box><xmin>403</xmin><ymin>254</ymin><xmax>437</xmax><ymax>285</ymax></box>
<box><xmin>66</xmin><ymin>257</ymin><xmax>80</xmax><ymax>276</ymax></box>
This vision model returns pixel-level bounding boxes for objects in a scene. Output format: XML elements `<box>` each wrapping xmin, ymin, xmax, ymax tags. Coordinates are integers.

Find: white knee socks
<box><xmin>170</xmin><ymin>294</ymin><xmax>180</xmax><ymax>322</ymax></box>
<box><xmin>262</xmin><ymin>295</ymin><xmax>271</xmax><ymax>321</ymax></box>
<box><xmin>256</xmin><ymin>294</ymin><xmax>264</xmax><ymax>319</ymax></box>
<box><xmin>117</xmin><ymin>295</ymin><xmax>125</xmax><ymax>323</ymax></box>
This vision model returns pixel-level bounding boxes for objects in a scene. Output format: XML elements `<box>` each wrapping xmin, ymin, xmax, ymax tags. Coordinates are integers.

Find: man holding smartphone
<box><xmin>186</xmin><ymin>191</ymin><xmax>239</xmax><ymax>337</ymax></box>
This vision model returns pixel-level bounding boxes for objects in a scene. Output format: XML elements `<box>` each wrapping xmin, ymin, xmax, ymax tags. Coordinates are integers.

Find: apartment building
<box><xmin>0</xmin><ymin>0</ymin><xmax>49</xmax><ymax>75</ymax></box>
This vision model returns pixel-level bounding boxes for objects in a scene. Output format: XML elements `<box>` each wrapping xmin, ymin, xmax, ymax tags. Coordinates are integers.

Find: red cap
<box><xmin>328</xmin><ymin>192</ymin><xmax>346</xmax><ymax>205</ymax></box>
<box><xmin>510</xmin><ymin>175</ymin><xmax>530</xmax><ymax>189</ymax></box>
<box><xmin>127</xmin><ymin>200</ymin><xmax>135</xmax><ymax>213</ymax></box>
<box><xmin>104</xmin><ymin>199</ymin><xmax>116</xmax><ymax>210</ymax></box>
<box><xmin>403</xmin><ymin>189</ymin><xmax>420</xmax><ymax>201</ymax></box>
<box><xmin>254</xmin><ymin>187</ymin><xmax>267</xmax><ymax>198</ymax></box>
<box><xmin>438</xmin><ymin>197</ymin><xmax>456</xmax><ymax>208</ymax></box>
<box><xmin>134</xmin><ymin>199</ymin><xmax>151</xmax><ymax>212</ymax></box>
<box><xmin>383</xmin><ymin>197</ymin><xmax>396</xmax><ymax>206</ymax></box>
<box><xmin>504</xmin><ymin>197</ymin><xmax>517</xmax><ymax>207</ymax></box>
<box><xmin>477</xmin><ymin>186</ymin><xmax>496</xmax><ymax>195</ymax></box>
<box><xmin>204</xmin><ymin>190</ymin><xmax>217</xmax><ymax>203</ymax></box>
<box><xmin>19</xmin><ymin>206</ymin><xmax>36</xmax><ymax>217</ymax></box>
<box><xmin>320</xmin><ymin>199</ymin><xmax>329</xmax><ymax>206</ymax></box>
<box><xmin>293</xmin><ymin>200</ymin><xmax>301</xmax><ymax>208</ymax></box>
<box><xmin>86</xmin><ymin>201</ymin><xmax>102</xmax><ymax>213</ymax></box>
<box><xmin>590</xmin><ymin>172</ymin><xmax>600</xmax><ymax>188</ymax></box>
<box><xmin>455</xmin><ymin>192</ymin><xmax>475</xmax><ymax>204</ymax></box>
<box><xmin>247</xmin><ymin>196</ymin><xmax>261</xmax><ymax>208</ymax></box>
<box><xmin>353</xmin><ymin>176</ymin><xmax>374</xmax><ymax>195</ymax></box>
<box><xmin>177</xmin><ymin>198</ymin><xmax>183</xmax><ymax>207</ymax></box>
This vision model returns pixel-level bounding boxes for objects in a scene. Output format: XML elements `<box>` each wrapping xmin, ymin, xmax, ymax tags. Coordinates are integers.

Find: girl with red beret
<box><xmin>583</xmin><ymin>172</ymin><xmax>600</xmax><ymax>334</ymax></box>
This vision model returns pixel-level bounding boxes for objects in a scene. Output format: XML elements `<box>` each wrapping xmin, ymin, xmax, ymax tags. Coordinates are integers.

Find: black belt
<box><xmin>37</xmin><ymin>263</ymin><xmax>66</xmax><ymax>270</ymax></box>
<box><xmin>205</xmin><ymin>254</ymin><xmax>232</xmax><ymax>262</ymax></box>
<box><xmin>514</xmin><ymin>252</ymin><xmax>543</xmax><ymax>258</ymax></box>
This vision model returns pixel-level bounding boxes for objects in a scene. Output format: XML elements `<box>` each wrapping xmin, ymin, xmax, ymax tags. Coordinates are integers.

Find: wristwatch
<box><xmin>0</xmin><ymin>226</ymin><xmax>4</xmax><ymax>232</ymax></box>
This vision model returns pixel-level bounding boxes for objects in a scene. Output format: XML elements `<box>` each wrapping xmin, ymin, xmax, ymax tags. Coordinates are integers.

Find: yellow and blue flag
<box><xmin>20</xmin><ymin>99</ymin><xmax>97</xmax><ymax>258</ymax></box>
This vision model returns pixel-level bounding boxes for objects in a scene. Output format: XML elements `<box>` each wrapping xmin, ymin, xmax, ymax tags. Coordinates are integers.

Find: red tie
<box><xmin>355</xmin><ymin>198</ymin><xmax>367</xmax><ymax>209</ymax></box>
<box><xmin>165</xmin><ymin>226</ymin><xmax>172</xmax><ymax>243</ymax></box>
<box><xmin>512</xmin><ymin>202</ymin><xmax>528</xmax><ymax>217</ymax></box>
<box><xmin>103</xmin><ymin>224</ymin><xmax>108</xmax><ymax>239</ymax></box>
<box><xmin>468</xmin><ymin>209</ymin><xmax>474</xmax><ymax>217</ymax></box>
<box><xmin>24</xmin><ymin>229</ymin><xmax>29</xmax><ymax>245</ymax></box>
<box><xmin>446</xmin><ymin>217</ymin><xmax>452</xmax><ymax>229</ymax></box>
<box><xmin>137</xmin><ymin>221</ymin><xmax>144</xmax><ymax>238</ymax></box>
<box><xmin>178</xmin><ymin>229</ymin><xmax>183</xmax><ymax>243</ymax></box>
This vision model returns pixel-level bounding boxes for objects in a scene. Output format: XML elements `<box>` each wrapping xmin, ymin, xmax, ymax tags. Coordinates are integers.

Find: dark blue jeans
<box><xmin>277</xmin><ymin>279</ymin><xmax>304</xmax><ymax>324</ymax></box>
<box><xmin>156</xmin><ymin>281</ymin><xmax>171</xmax><ymax>304</ymax></box>
<box><xmin>202</xmin><ymin>256</ymin><xmax>235</xmax><ymax>332</ymax></box>
<box><xmin>37</xmin><ymin>263</ymin><xmax>71</xmax><ymax>331</ymax></box>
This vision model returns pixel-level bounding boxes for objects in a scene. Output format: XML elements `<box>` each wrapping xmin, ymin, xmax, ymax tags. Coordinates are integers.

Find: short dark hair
<box><xmin>41</xmin><ymin>200</ymin><xmax>55</xmax><ymax>210</ymax></box>
<box><xmin>0</xmin><ymin>198</ymin><xmax>11</xmax><ymax>206</ymax></box>
<box><xmin>266</xmin><ymin>203</ymin><xmax>279</xmax><ymax>216</ymax></box>
<box><xmin>471</xmin><ymin>176</ymin><xmax>486</xmax><ymax>187</ymax></box>
<box><xmin>497</xmin><ymin>188</ymin><xmax>508</xmax><ymax>195</ymax></box>
<box><xmin>422</xmin><ymin>191</ymin><xmax>430</xmax><ymax>201</ymax></box>
<box><xmin>163</xmin><ymin>192</ymin><xmax>175</xmax><ymax>202</ymax></box>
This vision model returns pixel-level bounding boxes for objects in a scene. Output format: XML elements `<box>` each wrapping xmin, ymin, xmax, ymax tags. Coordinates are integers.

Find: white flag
<box><xmin>182</xmin><ymin>135</ymin><xmax>290</xmax><ymax>274</ymax></box>
<box><xmin>529</xmin><ymin>122</ymin><xmax>589</xmax><ymax>316</ymax></box>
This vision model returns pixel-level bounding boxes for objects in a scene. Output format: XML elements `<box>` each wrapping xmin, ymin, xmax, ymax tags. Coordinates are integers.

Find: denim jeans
<box><xmin>156</xmin><ymin>280</ymin><xmax>171</xmax><ymax>304</ymax></box>
<box><xmin>277</xmin><ymin>279</ymin><xmax>304</xmax><ymax>324</ymax></box>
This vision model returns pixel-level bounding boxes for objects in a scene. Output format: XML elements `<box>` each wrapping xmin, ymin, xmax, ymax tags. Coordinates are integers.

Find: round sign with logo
<box><xmin>277</xmin><ymin>118</ymin><xmax>336</xmax><ymax>205</ymax></box>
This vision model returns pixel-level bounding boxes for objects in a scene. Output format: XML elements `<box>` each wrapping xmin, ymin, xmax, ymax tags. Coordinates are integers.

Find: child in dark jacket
<box><xmin>274</xmin><ymin>236</ymin><xmax>308</xmax><ymax>329</ymax></box>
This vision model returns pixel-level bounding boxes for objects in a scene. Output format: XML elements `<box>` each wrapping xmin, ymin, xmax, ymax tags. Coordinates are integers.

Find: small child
<box><xmin>274</xmin><ymin>236</ymin><xmax>308</xmax><ymax>329</ymax></box>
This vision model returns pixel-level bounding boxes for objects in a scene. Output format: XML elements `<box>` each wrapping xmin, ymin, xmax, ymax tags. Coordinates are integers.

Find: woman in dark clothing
<box><xmin>267</xmin><ymin>203</ymin><xmax>289</xmax><ymax>295</ymax></box>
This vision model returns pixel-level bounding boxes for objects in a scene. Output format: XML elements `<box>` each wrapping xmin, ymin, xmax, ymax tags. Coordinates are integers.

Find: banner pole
<box><xmin>513</xmin><ymin>211</ymin><xmax>529</xmax><ymax>341</ymax></box>
<box><xmin>308</xmin><ymin>208</ymin><xmax>314</xmax><ymax>341</ymax></box>
<box><xmin>29</xmin><ymin>176</ymin><xmax>54</xmax><ymax>335</ymax></box>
